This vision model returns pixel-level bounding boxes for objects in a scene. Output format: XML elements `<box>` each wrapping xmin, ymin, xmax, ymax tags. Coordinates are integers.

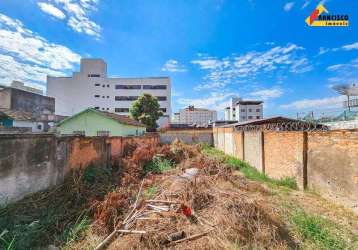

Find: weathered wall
<box><xmin>217</xmin><ymin>128</ymin><xmax>225</xmax><ymax>152</ymax></box>
<box><xmin>159</xmin><ymin>129</ymin><xmax>213</xmax><ymax>145</ymax></box>
<box><xmin>224</xmin><ymin>128</ymin><xmax>234</xmax><ymax>155</ymax></box>
<box><xmin>324</xmin><ymin>120</ymin><xmax>358</xmax><ymax>130</ymax></box>
<box><xmin>307</xmin><ymin>131</ymin><xmax>358</xmax><ymax>212</ymax></box>
<box><xmin>244</xmin><ymin>131</ymin><xmax>263</xmax><ymax>172</ymax></box>
<box><xmin>264</xmin><ymin>132</ymin><xmax>305</xmax><ymax>189</ymax></box>
<box><xmin>0</xmin><ymin>134</ymin><xmax>62</xmax><ymax>204</ymax></box>
<box><xmin>0</xmin><ymin>134</ymin><xmax>159</xmax><ymax>205</ymax></box>
<box><xmin>233</xmin><ymin>131</ymin><xmax>244</xmax><ymax>160</ymax></box>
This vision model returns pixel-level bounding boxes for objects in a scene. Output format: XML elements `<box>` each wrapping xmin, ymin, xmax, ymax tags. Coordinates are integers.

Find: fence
<box><xmin>213</xmin><ymin>127</ymin><xmax>358</xmax><ymax>212</ymax></box>
<box><xmin>0</xmin><ymin>134</ymin><xmax>159</xmax><ymax>205</ymax></box>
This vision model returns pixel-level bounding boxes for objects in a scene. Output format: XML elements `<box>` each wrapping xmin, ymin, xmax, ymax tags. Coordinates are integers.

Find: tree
<box><xmin>129</xmin><ymin>94</ymin><xmax>163</xmax><ymax>131</ymax></box>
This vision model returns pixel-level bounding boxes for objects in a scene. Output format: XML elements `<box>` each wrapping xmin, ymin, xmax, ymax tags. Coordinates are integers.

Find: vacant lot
<box><xmin>1</xmin><ymin>141</ymin><xmax>357</xmax><ymax>249</ymax></box>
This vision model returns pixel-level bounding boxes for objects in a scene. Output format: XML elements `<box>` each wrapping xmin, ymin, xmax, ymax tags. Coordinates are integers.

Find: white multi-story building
<box><xmin>224</xmin><ymin>97</ymin><xmax>263</xmax><ymax>122</ymax></box>
<box><xmin>47</xmin><ymin>59</ymin><xmax>171</xmax><ymax>126</ymax></box>
<box><xmin>174</xmin><ymin>105</ymin><xmax>217</xmax><ymax>125</ymax></box>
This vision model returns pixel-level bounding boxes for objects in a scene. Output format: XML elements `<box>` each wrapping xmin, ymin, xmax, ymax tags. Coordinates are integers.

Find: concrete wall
<box><xmin>244</xmin><ymin>131</ymin><xmax>263</xmax><ymax>172</ymax></box>
<box><xmin>224</xmin><ymin>128</ymin><xmax>235</xmax><ymax>155</ymax></box>
<box><xmin>233</xmin><ymin>131</ymin><xmax>244</xmax><ymax>160</ymax></box>
<box><xmin>159</xmin><ymin>129</ymin><xmax>213</xmax><ymax>145</ymax></box>
<box><xmin>264</xmin><ymin>132</ymin><xmax>306</xmax><ymax>189</ymax></box>
<box><xmin>0</xmin><ymin>134</ymin><xmax>61</xmax><ymax>205</ymax></box>
<box><xmin>324</xmin><ymin>120</ymin><xmax>358</xmax><ymax>130</ymax></box>
<box><xmin>307</xmin><ymin>131</ymin><xmax>358</xmax><ymax>211</ymax></box>
<box><xmin>214</xmin><ymin>128</ymin><xmax>358</xmax><ymax>212</ymax></box>
<box><xmin>0</xmin><ymin>134</ymin><xmax>159</xmax><ymax>205</ymax></box>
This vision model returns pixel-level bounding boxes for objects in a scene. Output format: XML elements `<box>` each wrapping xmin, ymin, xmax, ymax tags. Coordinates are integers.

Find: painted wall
<box><xmin>58</xmin><ymin>111</ymin><xmax>146</xmax><ymax>136</ymax></box>
<box><xmin>159</xmin><ymin>129</ymin><xmax>213</xmax><ymax>145</ymax></box>
<box><xmin>244</xmin><ymin>131</ymin><xmax>263</xmax><ymax>172</ymax></box>
<box><xmin>0</xmin><ymin>134</ymin><xmax>159</xmax><ymax>205</ymax></box>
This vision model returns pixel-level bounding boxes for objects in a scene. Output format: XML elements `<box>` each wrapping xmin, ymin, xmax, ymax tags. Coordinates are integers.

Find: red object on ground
<box><xmin>181</xmin><ymin>205</ymin><xmax>192</xmax><ymax>217</ymax></box>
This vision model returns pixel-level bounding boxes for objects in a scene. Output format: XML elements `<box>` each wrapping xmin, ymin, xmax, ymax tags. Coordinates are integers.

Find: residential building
<box><xmin>172</xmin><ymin>112</ymin><xmax>180</xmax><ymax>123</ymax></box>
<box><xmin>235</xmin><ymin>100</ymin><xmax>263</xmax><ymax>122</ymax></box>
<box><xmin>0</xmin><ymin>109</ymin><xmax>45</xmax><ymax>132</ymax></box>
<box><xmin>224</xmin><ymin>97</ymin><xmax>263</xmax><ymax>122</ymax></box>
<box><xmin>56</xmin><ymin>108</ymin><xmax>146</xmax><ymax>136</ymax></box>
<box><xmin>175</xmin><ymin>105</ymin><xmax>217</xmax><ymax>125</ymax></box>
<box><xmin>224</xmin><ymin>97</ymin><xmax>241</xmax><ymax>121</ymax></box>
<box><xmin>0</xmin><ymin>83</ymin><xmax>56</xmax><ymax>131</ymax></box>
<box><xmin>47</xmin><ymin>58</ymin><xmax>171</xmax><ymax>127</ymax></box>
<box><xmin>0</xmin><ymin>84</ymin><xmax>54</xmax><ymax>115</ymax></box>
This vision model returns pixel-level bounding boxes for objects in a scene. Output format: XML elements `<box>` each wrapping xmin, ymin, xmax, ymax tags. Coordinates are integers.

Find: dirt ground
<box><xmin>1</xmin><ymin>141</ymin><xmax>357</xmax><ymax>250</ymax></box>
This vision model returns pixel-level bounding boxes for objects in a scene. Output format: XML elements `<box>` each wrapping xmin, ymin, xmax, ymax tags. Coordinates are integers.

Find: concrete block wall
<box><xmin>233</xmin><ymin>131</ymin><xmax>244</xmax><ymax>160</ymax></box>
<box><xmin>224</xmin><ymin>127</ymin><xmax>235</xmax><ymax>155</ymax></box>
<box><xmin>0</xmin><ymin>134</ymin><xmax>159</xmax><ymax>205</ymax></box>
<box><xmin>159</xmin><ymin>129</ymin><xmax>213</xmax><ymax>145</ymax></box>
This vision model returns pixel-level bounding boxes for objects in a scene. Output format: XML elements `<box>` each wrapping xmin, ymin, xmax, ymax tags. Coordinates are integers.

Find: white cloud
<box><xmin>280</xmin><ymin>95</ymin><xmax>346</xmax><ymax>110</ymax></box>
<box><xmin>161</xmin><ymin>59</ymin><xmax>186</xmax><ymax>72</ymax></box>
<box><xmin>37</xmin><ymin>2</ymin><xmax>66</xmax><ymax>19</ymax></box>
<box><xmin>37</xmin><ymin>0</ymin><xmax>101</xmax><ymax>38</ymax></box>
<box><xmin>301</xmin><ymin>1</ymin><xmax>310</xmax><ymax>9</ymax></box>
<box><xmin>177</xmin><ymin>92</ymin><xmax>234</xmax><ymax>110</ymax></box>
<box><xmin>283</xmin><ymin>2</ymin><xmax>295</xmax><ymax>11</ymax></box>
<box><xmin>250</xmin><ymin>87</ymin><xmax>283</xmax><ymax>100</ymax></box>
<box><xmin>191</xmin><ymin>43</ymin><xmax>311</xmax><ymax>91</ymax></box>
<box><xmin>342</xmin><ymin>42</ymin><xmax>358</xmax><ymax>51</ymax></box>
<box><xmin>0</xmin><ymin>13</ymin><xmax>81</xmax><ymax>87</ymax></box>
<box><xmin>327</xmin><ymin>58</ymin><xmax>358</xmax><ymax>72</ymax></box>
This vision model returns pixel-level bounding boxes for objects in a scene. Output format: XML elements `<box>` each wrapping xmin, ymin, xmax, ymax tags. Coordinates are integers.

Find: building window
<box><xmin>241</xmin><ymin>116</ymin><xmax>246</xmax><ymax>120</ymax></box>
<box><xmin>241</xmin><ymin>109</ymin><xmax>245</xmax><ymax>112</ymax></box>
<box><xmin>94</xmin><ymin>95</ymin><xmax>100</xmax><ymax>98</ymax></box>
<box><xmin>115</xmin><ymin>108</ymin><xmax>129</xmax><ymax>113</ymax></box>
<box><xmin>88</xmin><ymin>74</ymin><xmax>100</xmax><ymax>77</ymax></box>
<box><xmin>102</xmin><ymin>96</ymin><xmax>105</xmax><ymax>98</ymax></box>
<box><xmin>115</xmin><ymin>96</ymin><xmax>139</xmax><ymax>101</ymax></box>
<box><xmin>95</xmin><ymin>83</ymin><xmax>100</xmax><ymax>86</ymax></box>
<box><xmin>115</xmin><ymin>85</ymin><xmax>141</xmax><ymax>89</ymax></box>
<box><xmin>248</xmin><ymin>116</ymin><xmax>253</xmax><ymax>119</ymax></box>
<box><xmin>97</xmin><ymin>131</ymin><xmax>110</xmax><ymax>136</ymax></box>
<box><xmin>256</xmin><ymin>116</ymin><xmax>260</xmax><ymax>119</ymax></box>
<box><xmin>107</xmin><ymin>84</ymin><xmax>110</xmax><ymax>87</ymax></box>
<box><xmin>156</xmin><ymin>96</ymin><xmax>167</xmax><ymax>101</ymax></box>
<box><xmin>94</xmin><ymin>107</ymin><xmax>100</xmax><ymax>110</ymax></box>
<box><xmin>256</xmin><ymin>109</ymin><xmax>260</xmax><ymax>112</ymax></box>
<box><xmin>107</xmin><ymin>96</ymin><xmax>109</xmax><ymax>98</ymax></box>
<box><xmin>159</xmin><ymin>108</ymin><xmax>167</xmax><ymax>112</ymax></box>
<box><xmin>143</xmin><ymin>85</ymin><xmax>166</xmax><ymax>89</ymax></box>
<box><xmin>248</xmin><ymin>109</ymin><xmax>252</xmax><ymax>112</ymax></box>
<box><xmin>102</xmin><ymin>84</ymin><xmax>105</xmax><ymax>87</ymax></box>
<box><xmin>106</xmin><ymin>108</ymin><xmax>109</xmax><ymax>110</ymax></box>
<box><xmin>102</xmin><ymin>108</ymin><xmax>105</xmax><ymax>110</ymax></box>
<box><xmin>233</xmin><ymin>108</ymin><xmax>236</xmax><ymax>111</ymax></box>
<box><xmin>73</xmin><ymin>131</ymin><xmax>85</xmax><ymax>136</ymax></box>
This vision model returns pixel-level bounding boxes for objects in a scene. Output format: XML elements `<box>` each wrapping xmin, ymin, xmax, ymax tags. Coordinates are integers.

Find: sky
<box><xmin>0</xmin><ymin>0</ymin><xmax>357</xmax><ymax>119</ymax></box>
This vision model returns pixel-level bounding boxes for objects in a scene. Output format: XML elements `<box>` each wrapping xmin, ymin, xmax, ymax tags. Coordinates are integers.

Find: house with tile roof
<box><xmin>56</xmin><ymin>108</ymin><xmax>146</xmax><ymax>136</ymax></box>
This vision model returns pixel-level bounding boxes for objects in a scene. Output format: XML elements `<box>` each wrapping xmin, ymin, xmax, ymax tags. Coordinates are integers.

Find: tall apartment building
<box><xmin>224</xmin><ymin>97</ymin><xmax>263</xmax><ymax>122</ymax></box>
<box><xmin>47</xmin><ymin>59</ymin><xmax>171</xmax><ymax>126</ymax></box>
<box><xmin>174</xmin><ymin>105</ymin><xmax>217</xmax><ymax>125</ymax></box>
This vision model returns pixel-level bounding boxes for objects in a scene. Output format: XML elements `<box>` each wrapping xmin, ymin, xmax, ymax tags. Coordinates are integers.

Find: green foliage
<box><xmin>0</xmin><ymin>230</ymin><xmax>15</xmax><ymax>250</ymax></box>
<box><xmin>129</xmin><ymin>94</ymin><xmax>163</xmax><ymax>131</ymax></box>
<box><xmin>291</xmin><ymin>210</ymin><xmax>346</xmax><ymax>250</ymax></box>
<box><xmin>201</xmin><ymin>145</ymin><xmax>297</xmax><ymax>189</ymax></box>
<box><xmin>143</xmin><ymin>185</ymin><xmax>158</xmax><ymax>199</ymax></box>
<box><xmin>143</xmin><ymin>156</ymin><xmax>173</xmax><ymax>174</ymax></box>
<box><xmin>63</xmin><ymin>217</ymin><xmax>90</xmax><ymax>245</ymax></box>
